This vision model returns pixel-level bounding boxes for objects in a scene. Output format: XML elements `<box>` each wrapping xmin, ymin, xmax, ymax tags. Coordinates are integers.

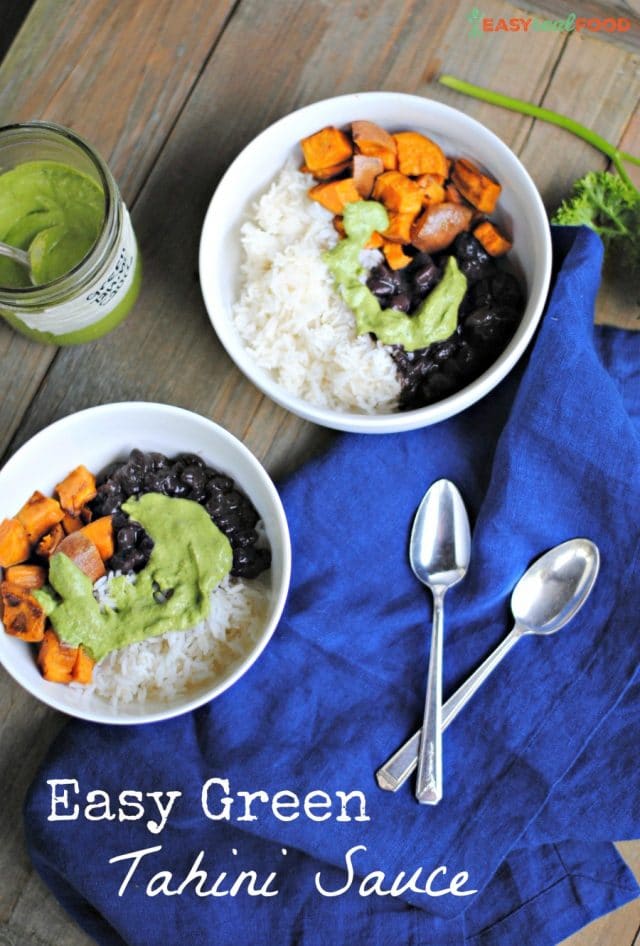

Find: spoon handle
<box><xmin>377</xmin><ymin>625</ymin><xmax>523</xmax><ymax>793</ymax></box>
<box><xmin>415</xmin><ymin>590</ymin><xmax>445</xmax><ymax>804</ymax></box>
<box><xmin>0</xmin><ymin>240</ymin><xmax>30</xmax><ymax>269</ymax></box>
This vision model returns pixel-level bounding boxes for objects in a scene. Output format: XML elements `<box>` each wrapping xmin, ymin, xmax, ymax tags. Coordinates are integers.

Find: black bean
<box><xmin>180</xmin><ymin>465</ymin><xmax>207</xmax><ymax>492</ymax></box>
<box><xmin>491</xmin><ymin>271</ymin><xmax>523</xmax><ymax>307</ymax></box>
<box><xmin>231</xmin><ymin>546</ymin><xmax>271</xmax><ymax>579</ymax></box>
<box><xmin>117</xmin><ymin>525</ymin><xmax>137</xmax><ymax>549</ymax></box>
<box><xmin>206</xmin><ymin>494</ymin><xmax>226</xmax><ymax>517</ymax></box>
<box><xmin>162</xmin><ymin>473</ymin><xmax>180</xmax><ymax>495</ymax></box>
<box><xmin>217</xmin><ymin>511</ymin><xmax>243</xmax><ymax>535</ymax></box>
<box><xmin>207</xmin><ymin>474</ymin><xmax>233</xmax><ymax>494</ymax></box>
<box><xmin>222</xmin><ymin>490</ymin><xmax>243</xmax><ymax>511</ymax></box>
<box><xmin>148</xmin><ymin>452</ymin><xmax>170</xmax><ymax>471</ymax></box>
<box><xmin>233</xmin><ymin>529</ymin><xmax>258</xmax><ymax>548</ymax></box>
<box><xmin>431</xmin><ymin>339</ymin><xmax>459</xmax><ymax>364</ymax></box>
<box><xmin>389</xmin><ymin>292</ymin><xmax>412</xmax><ymax>313</ymax></box>
<box><xmin>411</xmin><ymin>259</ymin><xmax>439</xmax><ymax>293</ymax></box>
<box><xmin>366</xmin><ymin>263</ymin><xmax>401</xmax><ymax>298</ymax></box>
<box><xmin>454</xmin><ymin>233</ymin><xmax>495</xmax><ymax>281</ymax></box>
<box><xmin>128</xmin><ymin>449</ymin><xmax>150</xmax><ymax>472</ymax></box>
<box><xmin>177</xmin><ymin>453</ymin><xmax>206</xmax><ymax>469</ymax></box>
<box><xmin>188</xmin><ymin>486</ymin><xmax>207</xmax><ymax>504</ymax></box>
<box><xmin>143</xmin><ymin>472</ymin><xmax>166</xmax><ymax>493</ymax></box>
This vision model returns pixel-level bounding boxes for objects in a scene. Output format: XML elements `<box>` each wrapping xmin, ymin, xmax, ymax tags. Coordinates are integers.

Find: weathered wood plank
<box><xmin>520</xmin><ymin>0</ymin><xmax>640</xmax><ymax>54</ymax></box>
<box><xmin>558</xmin><ymin>840</ymin><xmax>640</xmax><ymax>946</ymax></box>
<box><xmin>6</xmin><ymin>868</ymin><xmax>96</xmax><ymax>946</ymax></box>
<box><xmin>0</xmin><ymin>0</ymin><xmax>237</xmax><ymax>466</ymax></box>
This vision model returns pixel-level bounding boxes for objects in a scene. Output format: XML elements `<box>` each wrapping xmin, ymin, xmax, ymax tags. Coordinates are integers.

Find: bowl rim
<box><xmin>0</xmin><ymin>401</ymin><xmax>292</xmax><ymax>724</ymax></box>
<box><xmin>199</xmin><ymin>90</ymin><xmax>553</xmax><ymax>434</ymax></box>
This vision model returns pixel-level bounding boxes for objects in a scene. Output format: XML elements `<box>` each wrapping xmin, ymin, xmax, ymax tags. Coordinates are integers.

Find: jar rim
<box><xmin>0</xmin><ymin>120</ymin><xmax>116</xmax><ymax>297</ymax></box>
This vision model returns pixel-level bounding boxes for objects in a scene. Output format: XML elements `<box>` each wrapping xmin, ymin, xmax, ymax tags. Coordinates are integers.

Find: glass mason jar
<box><xmin>0</xmin><ymin>121</ymin><xmax>141</xmax><ymax>345</ymax></box>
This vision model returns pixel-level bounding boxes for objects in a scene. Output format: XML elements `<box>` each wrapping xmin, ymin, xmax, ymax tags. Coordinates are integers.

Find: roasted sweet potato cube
<box><xmin>4</xmin><ymin>564</ymin><xmax>47</xmax><ymax>590</ymax></box>
<box><xmin>300</xmin><ymin>126</ymin><xmax>353</xmax><ymax>173</ymax></box>
<box><xmin>301</xmin><ymin>158</ymin><xmax>352</xmax><ymax>181</ymax></box>
<box><xmin>16</xmin><ymin>492</ymin><xmax>64</xmax><ymax>544</ymax></box>
<box><xmin>410</xmin><ymin>202</ymin><xmax>474</xmax><ymax>253</ymax></box>
<box><xmin>71</xmin><ymin>646</ymin><xmax>95</xmax><ymax>685</ymax></box>
<box><xmin>55</xmin><ymin>465</ymin><xmax>97</xmax><ymax>517</ymax></box>
<box><xmin>416</xmin><ymin>173</ymin><xmax>446</xmax><ymax>206</ymax></box>
<box><xmin>0</xmin><ymin>518</ymin><xmax>30</xmax><ymax>567</ymax></box>
<box><xmin>308</xmin><ymin>178</ymin><xmax>362</xmax><ymax>215</ymax></box>
<box><xmin>372</xmin><ymin>171</ymin><xmax>422</xmax><ymax>215</ymax></box>
<box><xmin>62</xmin><ymin>513</ymin><xmax>83</xmax><ymax>534</ymax></box>
<box><xmin>81</xmin><ymin>516</ymin><xmax>114</xmax><ymax>562</ymax></box>
<box><xmin>473</xmin><ymin>220</ymin><xmax>512</xmax><ymax>256</ymax></box>
<box><xmin>36</xmin><ymin>522</ymin><xmax>65</xmax><ymax>559</ymax></box>
<box><xmin>37</xmin><ymin>628</ymin><xmax>78</xmax><ymax>683</ymax></box>
<box><xmin>445</xmin><ymin>183</ymin><xmax>465</xmax><ymax>204</ymax></box>
<box><xmin>352</xmin><ymin>154</ymin><xmax>384</xmax><ymax>197</ymax></box>
<box><xmin>393</xmin><ymin>131</ymin><xmax>449</xmax><ymax>178</ymax></box>
<box><xmin>365</xmin><ymin>230</ymin><xmax>384</xmax><ymax>249</ymax></box>
<box><xmin>452</xmin><ymin>158</ymin><xmax>501</xmax><ymax>214</ymax></box>
<box><xmin>383</xmin><ymin>211</ymin><xmax>418</xmax><ymax>244</ymax></box>
<box><xmin>352</xmin><ymin>121</ymin><xmax>397</xmax><ymax>170</ymax></box>
<box><xmin>382</xmin><ymin>241</ymin><xmax>412</xmax><ymax>271</ymax></box>
<box><xmin>1</xmin><ymin>580</ymin><xmax>46</xmax><ymax>642</ymax></box>
<box><xmin>55</xmin><ymin>531</ymin><xmax>106</xmax><ymax>582</ymax></box>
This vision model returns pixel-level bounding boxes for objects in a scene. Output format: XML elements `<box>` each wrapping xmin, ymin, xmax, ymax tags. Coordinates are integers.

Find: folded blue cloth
<box><xmin>25</xmin><ymin>227</ymin><xmax>640</xmax><ymax>946</ymax></box>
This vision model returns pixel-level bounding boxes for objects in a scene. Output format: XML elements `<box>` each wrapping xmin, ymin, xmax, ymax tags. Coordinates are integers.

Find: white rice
<box><xmin>232</xmin><ymin>161</ymin><xmax>401</xmax><ymax>413</ymax></box>
<box><xmin>83</xmin><ymin>572</ymin><xmax>270</xmax><ymax>706</ymax></box>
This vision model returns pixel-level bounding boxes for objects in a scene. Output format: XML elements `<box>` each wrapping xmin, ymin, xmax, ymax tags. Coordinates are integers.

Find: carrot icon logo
<box><xmin>467</xmin><ymin>8</ymin><xmax>482</xmax><ymax>36</ymax></box>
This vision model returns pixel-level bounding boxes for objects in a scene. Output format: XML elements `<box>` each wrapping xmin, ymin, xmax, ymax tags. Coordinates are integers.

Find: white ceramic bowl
<box><xmin>0</xmin><ymin>403</ymin><xmax>291</xmax><ymax>724</ymax></box>
<box><xmin>200</xmin><ymin>91</ymin><xmax>552</xmax><ymax>434</ymax></box>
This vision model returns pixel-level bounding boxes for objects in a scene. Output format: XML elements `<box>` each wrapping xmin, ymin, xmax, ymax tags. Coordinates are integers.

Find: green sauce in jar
<box><xmin>0</xmin><ymin>160</ymin><xmax>105</xmax><ymax>287</ymax></box>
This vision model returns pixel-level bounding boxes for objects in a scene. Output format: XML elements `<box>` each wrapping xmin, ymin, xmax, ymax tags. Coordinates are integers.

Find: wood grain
<box><xmin>0</xmin><ymin>2</ymin><xmax>639</xmax><ymax>945</ymax></box>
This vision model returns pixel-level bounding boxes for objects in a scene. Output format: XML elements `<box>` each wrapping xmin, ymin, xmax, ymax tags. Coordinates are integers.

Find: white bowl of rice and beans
<box><xmin>0</xmin><ymin>402</ymin><xmax>290</xmax><ymax>724</ymax></box>
<box><xmin>199</xmin><ymin>91</ymin><xmax>552</xmax><ymax>434</ymax></box>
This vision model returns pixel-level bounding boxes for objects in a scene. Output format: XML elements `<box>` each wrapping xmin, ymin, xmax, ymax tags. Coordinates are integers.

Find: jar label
<box><xmin>17</xmin><ymin>209</ymin><xmax>138</xmax><ymax>336</ymax></box>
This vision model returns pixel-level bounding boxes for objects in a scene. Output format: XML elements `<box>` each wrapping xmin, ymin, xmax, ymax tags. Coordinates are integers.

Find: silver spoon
<box><xmin>0</xmin><ymin>241</ymin><xmax>33</xmax><ymax>282</ymax></box>
<box><xmin>411</xmin><ymin>479</ymin><xmax>471</xmax><ymax>805</ymax></box>
<box><xmin>377</xmin><ymin>537</ymin><xmax>600</xmax><ymax>793</ymax></box>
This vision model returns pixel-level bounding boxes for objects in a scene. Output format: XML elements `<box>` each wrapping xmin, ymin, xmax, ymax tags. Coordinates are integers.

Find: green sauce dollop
<box><xmin>36</xmin><ymin>493</ymin><xmax>233</xmax><ymax>661</ymax></box>
<box><xmin>323</xmin><ymin>201</ymin><xmax>468</xmax><ymax>352</ymax></box>
<box><xmin>0</xmin><ymin>160</ymin><xmax>105</xmax><ymax>287</ymax></box>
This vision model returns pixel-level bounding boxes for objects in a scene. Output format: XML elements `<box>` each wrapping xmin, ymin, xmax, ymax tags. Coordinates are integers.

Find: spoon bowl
<box><xmin>512</xmin><ymin>538</ymin><xmax>599</xmax><ymax>635</ymax></box>
<box><xmin>410</xmin><ymin>480</ymin><xmax>472</xmax><ymax>589</ymax></box>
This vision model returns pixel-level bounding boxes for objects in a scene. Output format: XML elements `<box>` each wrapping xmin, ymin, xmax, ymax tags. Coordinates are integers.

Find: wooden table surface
<box><xmin>0</xmin><ymin>2</ymin><xmax>638</xmax><ymax>944</ymax></box>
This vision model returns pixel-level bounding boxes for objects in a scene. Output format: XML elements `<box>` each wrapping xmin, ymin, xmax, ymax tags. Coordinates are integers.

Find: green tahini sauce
<box><xmin>323</xmin><ymin>201</ymin><xmax>468</xmax><ymax>352</ymax></box>
<box><xmin>0</xmin><ymin>160</ymin><xmax>105</xmax><ymax>288</ymax></box>
<box><xmin>35</xmin><ymin>493</ymin><xmax>233</xmax><ymax>661</ymax></box>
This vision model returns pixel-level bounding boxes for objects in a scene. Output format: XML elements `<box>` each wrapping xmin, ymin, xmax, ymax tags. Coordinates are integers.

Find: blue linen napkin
<box><xmin>24</xmin><ymin>226</ymin><xmax>640</xmax><ymax>946</ymax></box>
